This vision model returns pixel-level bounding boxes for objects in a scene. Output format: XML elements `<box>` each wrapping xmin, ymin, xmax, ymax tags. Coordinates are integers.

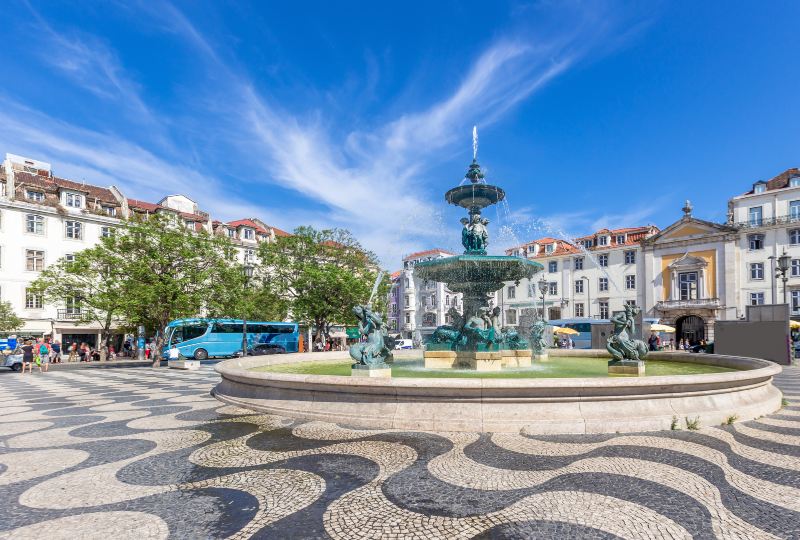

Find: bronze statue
<box><xmin>349</xmin><ymin>305</ymin><xmax>393</xmax><ymax>368</ymax></box>
<box><xmin>606</xmin><ymin>304</ymin><xmax>648</xmax><ymax>362</ymax></box>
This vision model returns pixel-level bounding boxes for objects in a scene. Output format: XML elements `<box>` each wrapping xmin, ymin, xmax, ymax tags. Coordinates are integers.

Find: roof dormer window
<box><xmin>243</xmin><ymin>228</ymin><xmax>255</xmax><ymax>240</ymax></box>
<box><xmin>598</xmin><ymin>236</ymin><xmax>608</xmax><ymax>246</ymax></box>
<box><xmin>791</xmin><ymin>176</ymin><xmax>800</xmax><ymax>188</ymax></box>
<box><xmin>25</xmin><ymin>190</ymin><xmax>44</xmax><ymax>202</ymax></box>
<box><xmin>545</xmin><ymin>244</ymin><xmax>554</xmax><ymax>253</ymax></box>
<box><xmin>615</xmin><ymin>234</ymin><xmax>625</xmax><ymax>244</ymax></box>
<box><xmin>64</xmin><ymin>192</ymin><xmax>83</xmax><ymax>208</ymax></box>
<box><xmin>227</xmin><ymin>228</ymin><xmax>235</xmax><ymax>238</ymax></box>
<box><xmin>754</xmin><ymin>182</ymin><xmax>767</xmax><ymax>194</ymax></box>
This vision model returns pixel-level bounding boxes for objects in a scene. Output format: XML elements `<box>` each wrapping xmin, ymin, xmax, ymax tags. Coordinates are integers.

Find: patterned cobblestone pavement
<box><xmin>0</xmin><ymin>365</ymin><xmax>798</xmax><ymax>539</ymax></box>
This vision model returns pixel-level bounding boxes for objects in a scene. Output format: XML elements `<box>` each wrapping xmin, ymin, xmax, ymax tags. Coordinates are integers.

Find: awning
<box><xmin>345</xmin><ymin>327</ymin><xmax>361</xmax><ymax>339</ymax></box>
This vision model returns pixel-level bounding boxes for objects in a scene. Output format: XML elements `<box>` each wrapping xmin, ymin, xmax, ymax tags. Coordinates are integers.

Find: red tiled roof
<box><xmin>390</xmin><ymin>270</ymin><xmax>402</xmax><ymax>280</ymax></box>
<box><xmin>127</xmin><ymin>198</ymin><xmax>161</xmax><ymax>212</ymax></box>
<box><xmin>403</xmin><ymin>248</ymin><xmax>454</xmax><ymax>261</ymax></box>
<box><xmin>743</xmin><ymin>168</ymin><xmax>800</xmax><ymax>194</ymax></box>
<box><xmin>227</xmin><ymin>219</ymin><xmax>269</xmax><ymax>235</ymax></box>
<box><xmin>178</xmin><ymin>211</ymin><xmax>208</xmax><ymax>222</ymax></box>
<box><xmin>271</xmin><ymin>226</ymin><xmax>291</xmax><ymax>237</ymax></box>
<box><xmin>16</xmin><ymin>171</ymin><xmax>118</xmax><ymax>205</ymax></box>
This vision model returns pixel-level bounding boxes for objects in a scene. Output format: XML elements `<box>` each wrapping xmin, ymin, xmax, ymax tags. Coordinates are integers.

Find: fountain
<box><xmin>415</xmin><ymin>158</ymin><xmax>542</xmax><ymax>370</ymax></box>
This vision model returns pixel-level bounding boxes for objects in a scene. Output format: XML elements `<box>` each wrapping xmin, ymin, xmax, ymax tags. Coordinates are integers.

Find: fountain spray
<box><xmin>367</xmin><ymin>270</ymin><xmax>385</xmax><ymax>308</ymax></box>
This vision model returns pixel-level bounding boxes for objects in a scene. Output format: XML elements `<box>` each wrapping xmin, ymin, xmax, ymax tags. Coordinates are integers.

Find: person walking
<box><xmin>51</xmin><ymin>340</ymin><xmax>61</xmax><ymax>363</ymax></box>
<box><xmin>20</xmin><ymin>340</ymin><xmax>36</xmax><ymax>374</ymax></box>
<box><xmin>37</xmin><ymin>339</ymin><xmax>50</xmax><ymax>372</ymax></box>
<box><xmin>68</xmin><ymin>342</ymin><xmax>77</xmax><ymax>362</ymax></box>
<box><xmin>78</xmin><ymin>342</ymin><xmax>89</xmax><ymax>362</ymax></box>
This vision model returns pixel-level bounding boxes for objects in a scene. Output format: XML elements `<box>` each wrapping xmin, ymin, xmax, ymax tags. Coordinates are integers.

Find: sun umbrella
<box><xmin>554</xmin><ymin>326</ymin><xmax>579</xmax><ymax>335</ymax></box>
<box><xmin>790</xmin><ymin>320</ymin><xmax>800</xmax><ymax>330</ymax></box>
<box><xmin>650</xmin><ymin>323</ymin><xmax>676</xmax><ymax>333</ymax></box>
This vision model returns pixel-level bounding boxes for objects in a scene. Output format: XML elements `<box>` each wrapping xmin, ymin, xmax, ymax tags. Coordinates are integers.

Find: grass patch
<box><xmin>724</xmin><ymin>414</ymin><xmax>738</xmax><ymax>425</ymax></box>
<box><xmin>685</xmin><ymin>416</ymin><xmax>701</xmax><ymax>430</ymax></box>
<box><xmin>670</xmin><ymin>416</ymin><xmax>680</xmax><ymax>431</ymax></box>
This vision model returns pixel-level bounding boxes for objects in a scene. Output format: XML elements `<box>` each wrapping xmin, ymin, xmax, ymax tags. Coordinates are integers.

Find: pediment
<box><xmin>645</xmin><ymin>217</ymin><xmax>736</xmax><ymax>244</ymax></box>
<box><xmin>668</xmin><ymin>252</ymin><xmax>707</xmax><ymax>269</ymax></box>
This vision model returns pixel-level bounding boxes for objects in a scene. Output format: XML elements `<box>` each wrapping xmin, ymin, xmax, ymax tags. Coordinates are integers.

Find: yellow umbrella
<box><xmin>554</xmin><ymin>326</ymin><xmax>579</xmax><ymax>335</ymax></box>
<box><xmin>650</xmin><ymin>323</ymin><xmax>676</xmax><ymax>333</ymax></box>
<box><xmin>790</xmin><ymin>320</ymin><xmax>800</xmax><ymax>330</ymax></box>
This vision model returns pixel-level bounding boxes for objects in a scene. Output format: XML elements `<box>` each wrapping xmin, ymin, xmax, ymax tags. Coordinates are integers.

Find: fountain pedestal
<box><xmin>608</xmin><ymin>360</ymin><xmax>645</xmax><ymax>376</ymax></box>
<box><xmin>501</xmin><ymin>349</ymin><xmax>532</xmax><ymax>368</ymax></box>
<box><xmin>350</xmin><ymin>364</ymin><xmax>392</xmax><ymax>378</ymax></box>
<box><xmin>533</xmin><ymin>352</ymin><xmax>550</xmax><ymax>362</ymax></box>
<box><xmin>424</xmin><ymin>350</ymin><xmax>505</xmax><ymax>371</ymax></box>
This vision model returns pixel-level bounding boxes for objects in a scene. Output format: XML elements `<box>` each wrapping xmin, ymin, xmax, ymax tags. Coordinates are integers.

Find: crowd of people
<box><xmin>2</xmin><ymin>335</ymin><xmax>146</xmax><ymax>374</ymax></box>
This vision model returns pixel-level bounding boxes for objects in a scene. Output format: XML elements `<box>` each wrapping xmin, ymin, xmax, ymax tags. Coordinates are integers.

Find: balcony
<box><xmin>733</xmin><ymin>214</ymin><xmax>800</xmax><ymax>230</ymax></box>
<box><xmin>655</xmin><ymin>298</ymin><xmax>721</xmax><ymax>311</ymax></box>
<box><xmin>57</xmin><ymin>309</ymin><xmax>83</xmax><ymax>320</ymax></box>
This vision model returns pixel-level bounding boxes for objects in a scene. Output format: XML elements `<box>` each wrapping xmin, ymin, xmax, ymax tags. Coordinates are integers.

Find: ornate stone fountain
<box><xmin>415</xmin><ymin>158</ymin><xmax>543</xmax><ymax>370</ymax></box>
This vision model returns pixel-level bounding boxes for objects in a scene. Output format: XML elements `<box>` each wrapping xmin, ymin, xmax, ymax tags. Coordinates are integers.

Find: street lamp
<box><xmin>580</xmin><ymin>275</ymin><xmax>591</xmax><ymax>318</ymax></box>
<box><xmin>776</xmin><ymin>250</ymin><xmax>791</xmax><ymax>304</ymax></box>
<box><xmin>241</xmin><ymin>265</ymin><xmax>254</xmax><ymax>357</ymax></box>
<box><xmin>537</xmin><ymin>275</ymin><xmax>548</xmax><ymax>321</ymax></box>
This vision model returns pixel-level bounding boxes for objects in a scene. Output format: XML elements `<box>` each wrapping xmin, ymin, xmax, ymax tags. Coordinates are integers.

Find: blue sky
<box><xmin>2</xmin><ymin>1</ymin><xmax>799</xmax><ymax>266</ymax></box>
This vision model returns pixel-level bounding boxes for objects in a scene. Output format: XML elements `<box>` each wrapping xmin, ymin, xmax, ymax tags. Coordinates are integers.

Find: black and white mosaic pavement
<box><xmin>1</xmin><ymin>365</ymin><xmax>799</xmax><ymax>539</ymax></box>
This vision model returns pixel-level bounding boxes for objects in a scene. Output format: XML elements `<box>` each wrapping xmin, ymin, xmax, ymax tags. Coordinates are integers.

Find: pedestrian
<box><xmin>79</xmin><ymin>342</ymin><xmax>89</xmax><ymax>362</ymax></box>
<box><xmin>38</xmin><ymin>339</ymin><xmax>50</xmax><ymax>372</ymax></box>
<box><xmin>648</xmin><ymin>332</ymin><xmax>660</xmax><ymax>351</ymax></box>
<box><xmin>109</xmin><ymin>345</ymin><xmax>116</xmax><ymax>360</ymax></box>
<box><xmin>168</xmin><ymin>344</ymin><xmax>181</xmax><ymax>361</ymax></box>
<box><xmin>51</xmin><ymin>340</ymin><xmax>62</xmax><ymax>363</ymax></box>
<box><xmin>145</xmin><ymin>341</ymin><xmax>152</xmax><ymax>360</ymax></box>
<box><xmin>68</xmin><ymin>342</ymin><xmax>78</xmax><ymax>362</ymax></box>
<box><xmin>20</xmin><ymin>340</ymin><xmax>36</xmax><ymax>374</ymax></box>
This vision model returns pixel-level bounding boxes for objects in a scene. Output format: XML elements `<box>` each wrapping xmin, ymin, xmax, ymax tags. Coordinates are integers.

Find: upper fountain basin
<box><xmin>445</xmin><ymin>183</ymin><xmax>505</xmax><ymax>210</ymax></box>
<box><xmin>414</xmin><ymin>255</ymin><xmax>542</xmax><ymax>289</ymax></box>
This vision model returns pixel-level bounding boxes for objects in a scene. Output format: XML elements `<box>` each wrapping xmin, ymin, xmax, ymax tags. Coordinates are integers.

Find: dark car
<box><xmin>248</xmin><ymin>343</ymin><xmax>286</xmax><ymax>356</ymax></box>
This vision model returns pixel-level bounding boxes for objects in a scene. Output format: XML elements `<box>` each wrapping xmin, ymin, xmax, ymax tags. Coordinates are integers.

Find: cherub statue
<box><xmin>606</xmin><ymin>304</ymin><xmax>648</xmax><ymax>362</ymax></box>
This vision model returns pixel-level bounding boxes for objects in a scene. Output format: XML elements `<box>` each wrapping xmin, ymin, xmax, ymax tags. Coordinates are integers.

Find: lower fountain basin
<box><xmin>212</xmin><ymin>349</ymin><xmax>782</xmax><ymax>434</ymax></box>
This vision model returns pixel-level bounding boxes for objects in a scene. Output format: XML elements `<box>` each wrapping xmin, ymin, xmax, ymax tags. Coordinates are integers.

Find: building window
<box><xmin>243</xmin><ymin>228</ymin><xmax>254</xmax><ymax>240</ymax></box>
<box><xmin>750</xmin><ymin>292</ymin><xmax>765</xmax><ymax>305</ymax></box>
<box><xmin>793</xmin><ymin>259</ymin><xmax>800</xmax><ymax>277</ymax></box>
<box><xmin>25</xmin><ymin>290</ymin><xmax>43</xmax><ymax>309</ymax></box>
<box><xmin>226</xmin><ymin>228</ymin><xmax>235</xmax><ymax>238</ymax></box>
<box><xmin>791</xmin><ymin>201</ymin><xmax>800</xmax><ymax>222</ymax></box>
<box><xmin>791</xmin><ymin>230</ymin><xmax>800</xmax><ymax>245</ymax></box>
<box><xmin>792</xmin><ymin>177</ymin><xmax>800</xmax><ymax>188</ymax></box>
<box><xmin>678</xmin><ymin>271</ymin><xmax>698</xmax><ymax>300</ymax></box>
<box><xmin>575</xmin><ymin>280</ymin><xmax>584</xmax><ymax>294</ymax></box>
<box><xmin>65</xmin><ymin>253</ymin><xmax>75</xmax><ymax>263</ymax></box>
<box><xmin>445</xmin><ymin>294</ymin><xmax>450</xmax><ymax>306</ymax></box>
<box><xmin>100</xmin><ymin>226</ymin><xmax>112</xmax><ymax>238</ymax></box>
<box><xmin>748</xmin><ymin>234</ymin><xmax>764</xmax><ymax>250</ymax></box>
<box><xmin>505</xmin><ymin>309</ymin><xmax>517</xmax><ymax>325</ymax></box>
<box><xmin>624</xmin><ymin>250</ymin><xmax>636</xmax><ymax>264</ymax></box>
<box><xmin>792</xmin><ymin>290</ymin><xmax>800</xmax><ymax>314</ymax></box>
<box><xmin>26</xmin><ymin>250</ymin><xmax>44</xmax><ymax>271</ymax></box>
<box><xmin>25</xmin><ymin>190</ymin><xmax>44</xmax><ymax>202</ymax></box>
<box><xmin>404</xmin><ymin>295</ymin><xmax>409</xmax><ymax>305</ymax></box>
<box><xmin>244</xmin><ymin>249</ymin><xmax>255</xmax><ymax>264</ymax></box>
<box><xmin>575</xmin><ymin>303</ymin><xmax>584</xmax><ymax>317</ymax></box>
<box><xmin>422</xmin><ymin>313</ymin><xmax>437</xmax><ymax>326</ymax></box>
<box><xmin>754</xmin><ymin>184</ymin><xmax>766</xmax><ymax>194</ymax></box>
<box><xmin>507</xmin><ymin>285</ymin><xmax>516</xmax><ymax>299</ymax></box>
<box><xmin>625</xmin><ymin>275</ymin><xmax>636</xmax><ymax>289</ymax></box>
<box><xmin>548</xmin><ymin>282</ymin><xmax>558</xmax><ymax>295</ymax></box>
<box><xmin>748</xmin><ymin>206</ymin><xmax>763</xmax><ymax>226</ymax></box>
<box><xmin>615</xmin><ymin>234</ymin><xmax>625</xmax><ymax>244</ymax></box>
<box><xmin>26</xmin><ymin>214</ymin><xmax>44</xmax><ymax>234</ymax></box>
<box><xmin>65</xmin><ymin>220</ymin><xmax>83</xmax><ymax>240</ymax></box>
<box><xmin>625</xmin><ymin>300</ymin><xmax>637</xmax><ymax>307</ymax></box>
<box><xmin>750</xmin><ymin>262</ymin><xmax>764</xmax><ymax>280</ymax></box>
<box><xmin>574</xmin><ymin>257</ymin><xmax>584</xmax><ymax>270</ymax></box>
<box><xmin>598</xmin><ymin>277</ymin><xmax>609</xmax><ymax>292</ymax></box>
<box><xmin>101</xmin><ymin>205</ymin><xmax>116</xmax><ymax>216</ymax></box>
<box><xmin>185</xmin><ymin>221</ymin><xmax>195</xmax><ymax>230</ymax></box>
<box><xmin>548</xmin><ymin>261</ymin><xmax>557</xmax><ymax>273</ymax></box>
<box><xmin>404</xmin><ymin>313</ymin><xmax>410</xmax><ymax>324</ymax></box>
<box><xmin>64</xmin><ymin>193</ymin><xmax>83</xmax><ymax>208</ymax></box>
<box><xmin>599</xmin><ymin>301</ymin><xmax>609</xmax><ymax>319</ymax></box>
<box><xmin>431</xmin><ymin>294</ymin><xmax>436</xmax><ymax>306</ymax></box>
<box><xmin>598</xmin><ymin>254</ymin><xmax>608</xmax><ymax>267</ymax></box>
<box><xmin>545</xmin><ymin>244</ymin><xmax>554</xmax><ymax>253</ymax></box>
<box><xmin>598</xmin><ymin>236</ymin><xmax>608</xmax><ymax>246</ymax></box>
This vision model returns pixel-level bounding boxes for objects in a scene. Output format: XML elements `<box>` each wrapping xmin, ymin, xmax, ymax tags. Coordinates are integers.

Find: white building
<box><xmin>211</xmin><ymin>218</ymin><xmax>290</xmax><ymax>265</ymax></box>
<box><xmin>398</xmin><ymin>249</ymin><xmax>462</xmax><ymax>343</ymax></box>
<box><xmin>502</xmin><ymin>226</ymin><xmax>659</xmax><ymax>325</ymax></box>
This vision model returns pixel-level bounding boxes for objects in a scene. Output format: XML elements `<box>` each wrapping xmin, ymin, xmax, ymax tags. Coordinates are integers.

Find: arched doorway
<box><xmin>676</xmin><ymin>315</ymin><xmax>705</xmax><ymax>345</ymax></box>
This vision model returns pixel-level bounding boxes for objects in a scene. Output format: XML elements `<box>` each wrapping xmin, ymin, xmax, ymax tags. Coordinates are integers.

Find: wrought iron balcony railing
<box><xmin>655</xmin><ymin>298</ymin><xmax>721</xmax><ymax>310</ymax></box>
<box><xmin>57</xmin><ymin>309</ymin><xmax>83</xmax><ymax>320</ymax></box>
<box><xmin>732</xmin><ymin>214</ymin><xmax>800</xmax><ymax>230</ymax></box>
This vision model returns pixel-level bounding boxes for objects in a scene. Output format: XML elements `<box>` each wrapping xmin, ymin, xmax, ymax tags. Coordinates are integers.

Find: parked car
<box><xmin>394</xmin><ymin>339</ymin><xmax>414</xmax><ymax>350</ymax></box>
<box><xmin>2</xmin><ymin>351</ymin><xmax>23</xmax><ymax>372</ymax></box>
<box><xmin>248</xmin><ymin>343</ymin><xmax>287</xmax><ymax>356</ymax></box>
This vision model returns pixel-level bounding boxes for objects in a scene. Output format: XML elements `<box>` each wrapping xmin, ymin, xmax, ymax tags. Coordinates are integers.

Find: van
<box><xmin>394</xmin><ymin>339</ymin><xmax>414</xmax><ymax>350</ymax></box>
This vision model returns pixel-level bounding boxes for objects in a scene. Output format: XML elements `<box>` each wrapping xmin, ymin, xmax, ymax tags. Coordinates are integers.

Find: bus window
<box><xmin>212</xmin><ymin>323</ymin><xmax>244</xmax><ymax>334</ymax></box>
<box><xmin>168</xmin><ymin>328</ymin><xmax>183</xmax><ymax>345</ymax></box>
<box><xmin>183</xmin><ymin>324</ymin><xmax>209</xmax><ymax>341</ymax></box>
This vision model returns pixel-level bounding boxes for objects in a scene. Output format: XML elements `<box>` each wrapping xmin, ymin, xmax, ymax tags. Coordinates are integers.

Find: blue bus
<box><xmin>548</xmin><ymin>317</ymin><xmax>660</xmax><ymax>349</ymax></box>
<box><xmin>163</xmin><ymin>318</ymin><xmax>299</xmax><ymax>359</ymax></box>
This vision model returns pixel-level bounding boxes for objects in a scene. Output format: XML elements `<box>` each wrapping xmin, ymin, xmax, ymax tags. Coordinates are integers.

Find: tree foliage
<box><xmin>257</xmin><ymin>227</ymin><xmax>387</xmax><ymax>344</ymax></box>
<box><xmin>0</xmin><ymin>301</ymin><xmax>23</xmax><ymax>333</ymax></box>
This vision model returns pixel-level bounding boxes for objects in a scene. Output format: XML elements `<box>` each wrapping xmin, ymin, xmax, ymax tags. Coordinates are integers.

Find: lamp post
<box><xmin>776</xmin><ymin>250</ymin><xmax>791</xmax><ymax>304</ymax></box>
<box><xmin>580</xmin><ymin>275</ymin><xmax>591</xmax><ymax>318</ymax></box>
<box><xmin>537</xmin><ymin>275</ymin><xmax>548</xmax><ymax>321</ymax></box>
<box><xmin>241</xmin><ymin>265</ymin><xmax>254</xmax><ymax>357</ymax></box>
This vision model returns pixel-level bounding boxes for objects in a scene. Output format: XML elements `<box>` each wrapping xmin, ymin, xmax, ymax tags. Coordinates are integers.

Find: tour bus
<box><xmin>549</xmin><ymin>317</ymin><xmax>660</xmax><ymax>349</ymax></box>
<box><xmin>163</xmin><ymin>318</ymin><xmax>299</xmax><ymax>360</ymax></box>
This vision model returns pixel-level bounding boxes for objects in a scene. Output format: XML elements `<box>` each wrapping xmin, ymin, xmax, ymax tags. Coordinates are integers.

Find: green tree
<box><xmin>0</xmin><ymin>300</ymin><xmax>23</xmax><ymax>333</ymax></box>
<box><xmin>257</xmin><ymin>226</ymin><xmax>387</xmax><ymax>346</ymax></box>
<box><xmin>110</xmin><ymin>214</ymin><xmax>246</xmax><ymax>365</ymax></box>
<box><xmin>29</xmin><ymin>242</ymin><xmax>126</xmax><ymax>360</ymax></box>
